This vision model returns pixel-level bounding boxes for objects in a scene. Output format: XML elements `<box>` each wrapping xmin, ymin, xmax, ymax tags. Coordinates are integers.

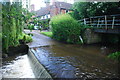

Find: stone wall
<box><xmin>82</xmin><ymin>28</ymin><xmax>101</xmax><ymax>44</ymax></box>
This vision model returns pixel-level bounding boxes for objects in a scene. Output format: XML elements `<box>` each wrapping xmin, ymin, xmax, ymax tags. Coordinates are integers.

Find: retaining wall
<box><xmin>28</xmin><ymin>49</ymin><xmax>52</xmax><ymax>79</ymax></box>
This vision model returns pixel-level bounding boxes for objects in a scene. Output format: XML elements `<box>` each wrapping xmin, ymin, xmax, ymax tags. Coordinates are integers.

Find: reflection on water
<box><xmin>2</xmin><ymin>54</ymin><xmax>35</xmax><ymax>78</ymax></box>
<box><xmin>33</xmin><ymin>44</ymin><xmax>119</xmax><ymax>78</ymax></box>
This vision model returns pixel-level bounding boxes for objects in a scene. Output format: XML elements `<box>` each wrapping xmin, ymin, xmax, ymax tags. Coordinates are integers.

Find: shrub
<box><xmin>28</xmin><ymin>33</ymin><xmax>33</xmax><ymax>36</ymax></box>
<box><xmin>108</xmin><ymin>52</ymin><xmax>120</xmax><ymax>61</ymax></box>
<box><xmin>50</xmin><ymin>14</ymin><xmax>82</xmax><ymax>43</ymax></box>
<box><xmin>18</xmin><ymin>33</ymin><xmax>25</xmax><ymax>40</ymax></box>
<box><xmin>39</xmin><ymin>19</ymin><xmax>50</xmax><ymax>30</ymax></box>
<box><xmin>28</xmin><ymin>24</ymin><xmax>34</xmax><ymax>31</ymax></box>
<box><xmin>18</xmin><ymin>33</ymin><xmax>32</xmax><ymax>43</ymax></box>
<box><xmin>23</xmin><ymin>34</ymin><xmax>33</xmax><ymax>43</ymax></box>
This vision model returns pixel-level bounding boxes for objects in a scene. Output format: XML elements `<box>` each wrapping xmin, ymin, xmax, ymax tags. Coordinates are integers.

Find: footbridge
<box><xmin>79</xmin><ymin>14</ymin><xmax>120</xmax><ymax>34</ymax></box>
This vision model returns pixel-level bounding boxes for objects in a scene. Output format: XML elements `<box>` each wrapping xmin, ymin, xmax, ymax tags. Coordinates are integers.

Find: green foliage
<box><xmin>28</xmin><ymin>33</ymin><xmax>33</xmax><ymax>36</ymax></box>
<box><xmin>18</xmin><ymin>33</ymin><xmax>32</xmax><ymax>43</ymax></box>
<box><xmin>22</xmin><ymin>8</ymin><xmax>35</xmax><ymax>30</ymax></box>
<box><xmin>33</xmin><ymin>17</ymin><xmax>39</xmax><ymax>24</ymax></box>
<box><xmin>108</xmin><ymin>52</ymin><xmax>120</xmax><ymax>61</ymax></box>
<box><xmin>40</xmin><ymin>32</ymin><xmax>52</xmax><ymax>38</ymax></box>
<box><xmin>23</xmin><ymin>9</ymin><xmax>34</xmax><ymax>24</ymax></box>
<box><xmin>28</xmin><ymin>24</ymin><xmax>34</xmax><ymax>31</ymax></box>
<box><xmin>0</xmin><ymin>33</ymin><xmax>2</xmax><ymax>39</ymax></box>
<box><xmin>39</xmin><ymin>19</ymin><xmax>50</xmax><ymax>30</ymax></box>
<box><xmin>2</xmin><ymin>2</ymin><xmax>32</xmax><ymax>52</ymax></box>
<box><xmin>50</xmin><ymin>14</ymin><xmax>82</xmax><ymax>44</ymax></box>
<box><xmin>72</xmin><ymin>2</ymin><xmax>92</xmax><ymax>18</ymax></box>
<box><xmin>23</xmin><ymin>34</ymin><xmax>33</xmax><ymax>43</ymax></box>
<box><xmin>68</xmin><ymin>9</ymin><xmax>80</xmax><ymax>20</ymax></box>
<box><xmin>2</xmin><ymin>2</ymin><xmax>23</xmax><ymax>52</ymax></box>
<box><xmin>72</xmin><ymin>2</ymin><xmax>120</xmax><ymax>19</ymax></box>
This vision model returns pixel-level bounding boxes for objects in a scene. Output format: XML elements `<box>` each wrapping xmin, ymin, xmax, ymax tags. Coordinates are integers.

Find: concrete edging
<box><xmin>28</xmin><ymin>49</ymin><xmax>52</xmax><ymax>79</ymax></box>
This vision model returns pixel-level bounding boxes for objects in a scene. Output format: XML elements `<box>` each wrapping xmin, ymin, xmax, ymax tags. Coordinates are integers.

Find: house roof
<box><xmin>36</xmin><ymin>6</ymin><xmax>50</xmax><ymax>17</ymax></box>
<box><xmin>52</xmin><ymin>2</ymin><xmax>72</xmax><ymax>10</ymax></box>
<box><xmin>36</xmin><ymin>2</ymin><xmax>72</xmax><ymax>17</ymax></box>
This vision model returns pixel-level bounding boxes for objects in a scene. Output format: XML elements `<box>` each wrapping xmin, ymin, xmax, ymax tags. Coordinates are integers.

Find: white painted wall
<box><xmin>40</xmin><ymin>14</ymin><xmax>50</xmax><ymax>20</ymax></box>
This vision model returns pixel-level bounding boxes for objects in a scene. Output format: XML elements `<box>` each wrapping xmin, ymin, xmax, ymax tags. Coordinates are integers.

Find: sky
<box><xmin>31</xmin><ymin>0</ymin><xmax>74</xmax><ymax>11</ymax></box>
<box><xmin>30</xmin><ymin>0</ymin><xmax>46</xmax><ymax>11</ymax></box>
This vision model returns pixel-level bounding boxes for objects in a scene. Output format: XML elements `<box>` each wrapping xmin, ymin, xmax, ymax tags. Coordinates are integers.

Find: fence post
<box><xmin>112</xmin><ymin>17</ymin><xmax>115</xmax><ymax>29</ymax></box>
<box><xmin>97</xmin><ymin>18</ymin><xmax>100</xmax><ymax>28</ymax></box>
<box><xmin>90</xmin><ymin>18</ymin><xmax>92</xmax><ymax>26</ymax></box>
<box><xmin>105</xmin><ymin>15</ymin><xmax>107</xmax><ymax>29</ymax></box>
<box><xmin>84</xmin><ymin>18</ymin><xmax>86</xmax><ymax>25</ymax></box>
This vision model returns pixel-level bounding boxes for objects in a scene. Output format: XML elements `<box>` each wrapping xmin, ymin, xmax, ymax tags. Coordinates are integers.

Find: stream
<box><xmin>32</xmin><ymin>43</ymin><xmax>120</xmax><ymax>78</ymax></box>
<box><xmin>2</xmin><ymin>54</ymin><xmax>35</xmax><ymax>78</ymax></box>
<box><xmin>2</xmin><ymin>30</ymin><xmax>120</xmax><ymax>79</ymax></box>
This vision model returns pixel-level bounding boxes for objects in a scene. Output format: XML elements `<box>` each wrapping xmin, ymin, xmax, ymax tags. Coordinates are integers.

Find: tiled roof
<box><xmin>36</xmin><ymin>6</ymin><xmax>50</xmax><ymax>17</ymax></box>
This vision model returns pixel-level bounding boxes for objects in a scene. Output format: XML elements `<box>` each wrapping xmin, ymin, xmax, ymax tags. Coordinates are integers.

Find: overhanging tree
<box><xmin>72</xmin><ymin>2</ymin><xmax>120</xmax><ymax>19</ymax></box>
<box><xmin>2</xmin><ymin>2</ymin><xmax>28</xmax><ymax>52</ymax></box>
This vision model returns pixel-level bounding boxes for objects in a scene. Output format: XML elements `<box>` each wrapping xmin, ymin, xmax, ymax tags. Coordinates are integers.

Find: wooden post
<box><xmin>100</xmin><ymin>20</ymin><xmax>104</xmax><ymax>28</ymax></box>
<box><xmin>112</xmin><ymin>17</ymin><xmax>115</xmax><ymax>29</ymax></box>
<box><xmin>84</xmin><ymin>18</ymin><xmax>86</xmax><ymax>25</ymax></box>
<box><xmin>97</xmin><ymin>18</ymin><xmax>100</xmax><ymax>28</ymax></box>
<box><xmin>90</xmin><ymin>18</ymin><xmax>92</xmax><ymax>26</ymax></box>
<box><xmin>105</xmin><ymin>15</ymin><xmax>107</xmax><ymax>29</ymax></box>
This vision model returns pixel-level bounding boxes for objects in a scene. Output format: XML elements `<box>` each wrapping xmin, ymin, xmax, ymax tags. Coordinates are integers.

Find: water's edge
<box><xmin>28</xmin><ymin>48</ymin><xmax>52</xmax><ymax>78</ymax></box>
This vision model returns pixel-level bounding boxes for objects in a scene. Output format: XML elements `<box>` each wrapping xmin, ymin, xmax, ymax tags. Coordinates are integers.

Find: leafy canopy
<box><xmin>72</xmin><ymin>2</ymin><xmax>120</xmax><ymax>19</ymax></box>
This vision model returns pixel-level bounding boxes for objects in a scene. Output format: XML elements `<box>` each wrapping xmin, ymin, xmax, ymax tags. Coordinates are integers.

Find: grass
<box><xmin>40</xmin><ymin>31</ymin><xmax>53</xmax><ymax>38</ymax></box>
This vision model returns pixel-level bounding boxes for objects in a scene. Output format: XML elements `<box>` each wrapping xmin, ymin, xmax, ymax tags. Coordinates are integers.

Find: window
<box><xmin>48</xmin><ymin>14</ymin><xmax>50</xmax><ymax>18</ymax></box>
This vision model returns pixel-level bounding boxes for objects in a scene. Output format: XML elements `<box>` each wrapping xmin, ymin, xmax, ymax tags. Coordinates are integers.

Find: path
<box><xmin>24</xmin><ymin>30</ymin><xmax>58</xmax><ymax>48</ymax></box>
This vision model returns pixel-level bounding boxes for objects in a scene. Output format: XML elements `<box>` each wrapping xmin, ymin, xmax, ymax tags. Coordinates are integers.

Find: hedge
<box><xmin>50</xmin><ymin>14</ymin><xmax>82</xmax><ymax>44</ymax></box>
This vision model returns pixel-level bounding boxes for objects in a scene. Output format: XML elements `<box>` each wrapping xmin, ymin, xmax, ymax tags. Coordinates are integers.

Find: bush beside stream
<box><xmin>50</xmin><ymin>14</ymin><xmax>82</xmax><ymax>44</ymax></box>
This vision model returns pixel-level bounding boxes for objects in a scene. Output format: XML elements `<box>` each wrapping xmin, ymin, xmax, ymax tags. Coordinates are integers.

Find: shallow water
<box><xmin>32</xmin><ymin>43</ymin><xmax>120</xmax><ymax>78</ymax></box>
<box><xmin>2</xmin><ymin>54</ymin><xmax>35</xmax><ymax>78</ymax></box>
<box><xmin>24</xmin><ymin>30</ymin><xmax>120</xmax><ymax>78</ymax></box>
